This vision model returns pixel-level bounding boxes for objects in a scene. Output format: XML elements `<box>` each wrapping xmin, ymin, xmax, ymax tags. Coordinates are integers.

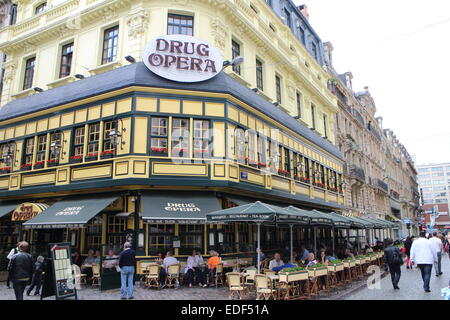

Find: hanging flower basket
<box><xmin>69</xmin><ymin>155</ymin><xmax>83</xmax><ymax>164</ymax></box>
<box><xmin>100</xmin><ymin>150</ymin><xmax>115</xmax><ymax>159</ymax></box>
<box><xmin>20</xmin><ymin>163</ymin><xmax>32</xmax><ymax>171</ymax></box>
<box><xmin>33</xmin><ymin>162</ymin><xmax>44</xmax><ymax>170</ymax></box>
<box><xmin>84</xmin><ymin>153</ymin><xmax>98</xmax><ymax>162</ymax></box>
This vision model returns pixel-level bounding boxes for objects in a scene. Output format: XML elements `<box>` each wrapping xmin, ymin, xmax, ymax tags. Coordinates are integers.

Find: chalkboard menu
<box><xmin>42</xmin><ymin>243</ymin><xmax>77</xmax><ymax>300</ymax></box>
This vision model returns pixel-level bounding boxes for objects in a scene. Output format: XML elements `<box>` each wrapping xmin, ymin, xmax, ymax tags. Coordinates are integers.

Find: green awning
<box><xmin>142</xmin><ymin>191</ymin><xmax>222</xmax><ymax>224</ymax></box>
<box><xmin>313</xmin><ymin>210</ymin><xmax>351</xmax><ymax>229</ymax></box>
<box><xmin>23</xmin><ymin>196</ymin><xmax>118</xmax><ymax>229</ymax></box>
<box><xmin>351</xmin><ymin>216</ymin><xmax>382</xmax><ymax>229</ymax></box>
<box><xmin>284</xmin><ymin>206</ymin><xmax>333</xmax><ymax>226</ymax></box>
<box><xmin>331</xmin><ymin>213</ymin><xmax>366</xmax><ymax>229</ymax></box>
<box><xmin>0</xmin><ymin>203</ymin><xmax>20</xmax><ymax>219</ymax></box>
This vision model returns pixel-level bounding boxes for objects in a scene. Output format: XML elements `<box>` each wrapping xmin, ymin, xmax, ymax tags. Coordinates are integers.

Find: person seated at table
<box><xmin>154</xmin><ymin>252</ymin><xmax>164</xmax><ymax>264</ymax></box>
<box><xmin>297</xmin><ymin>245</ymin><xmax>309</xmax><ymax>261</ymax></box>
<box><xmin>94</xmin><ymin>249</ymin><xmax>102</xmax><ymax>265</ymax></box>
<box><xmin>344</xmin><ymin>248</ymin><xmax>355</xmax><ymax>259</ymax></box>
<box><xmin>325</xmin><ymin>249</ymin><xmax>337</xmax><ymax>262</ymax></box>
<box><xmin>206</xmin><ymin>250</ymin><xmax>221</xmax><ymax>286</ymax></box>
<box><xmin>81</xmin><ymin>249</ymin><xmax>96</xmax><ymax>283</ymax></box>
<box><xmin>71</xmin><ymin>250</ymin><xmax>83</xmax><ymax>268</ymax></box>
<box><xmin>255</xmin><ymin>248</ymin><xmax>265</xmax><ymax>267</ymax></box>
<box><xmin>304</xmin><ymin>252</ymin><xmax>317</xmax><ymax>268</ymax></box>
<box><xmin>102</xmin><ymin>249</ymin><xmax>119</xmax><ymax>273</ymax></box>
<box><xmin>185</xmin><ymin>250</ymin><xmax>206</xmax><ymax>288</ymax></box>
<box><xmin>268</xmin><ymin>253</ymin><xmax>284</xmax><ymax>271</ymax></box>
<box><xmin>159</xmin><ymin>251</ymin><xmax>179</xmax><ymax>288</ymax></box>
<box><xmin>317</xmin><ymin>249</ymin><xmax>329</xmax><ymax>265</ymax></box>
<box><xmin>365</xmin><ymin>245</ymin><xmax>374</xmax><ymax>254</ymax></box>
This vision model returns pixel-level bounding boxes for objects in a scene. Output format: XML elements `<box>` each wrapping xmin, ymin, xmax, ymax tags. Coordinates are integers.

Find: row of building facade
<box><xmin>0</xmin><ymin>0</ymin><xmax>419</xmax><ymax>258</ymax></box>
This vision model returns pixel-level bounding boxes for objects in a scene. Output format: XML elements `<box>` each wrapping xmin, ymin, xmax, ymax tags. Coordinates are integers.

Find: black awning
<box><xmin>23</xmin><ymin>196</ymin><xmax>118</xmax><ymax>229</ymax></box>
<box><xmin>141</xmin><ymin>191</ymin><xmax>222</xmax><ymax>224</ymax></box>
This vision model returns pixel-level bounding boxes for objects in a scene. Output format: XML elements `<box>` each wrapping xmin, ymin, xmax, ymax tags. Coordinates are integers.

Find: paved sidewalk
<box><xmin>340</xmin><ymin>253</ymin><xmax>450</xmax><ymax>300</ymax></box>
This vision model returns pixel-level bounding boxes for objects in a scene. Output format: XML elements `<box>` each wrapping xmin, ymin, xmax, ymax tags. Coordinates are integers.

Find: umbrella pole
<box><xmin>290</xmin><ymin>224</ymin><xmax>294</xmax><ymax>264</ymax></box>
<box><xmin>257</xmin><ymin>223</ymin><xmax>261</xmax><ymax>274</ymax></box>
<box><xmin>332</xmin><ymin>227</ymin><xmax>335</xmax><ymax>255</ymax></box>
<box><xmin>313</xmin><ymin>227</ymin><xmax>317</xmax><ymax>253</ymax></box>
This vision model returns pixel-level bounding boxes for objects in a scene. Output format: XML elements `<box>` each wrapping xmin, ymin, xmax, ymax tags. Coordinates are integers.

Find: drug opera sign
<box><xmin>142</xmin><ymin>35</ymin><xmax>223</xmax><ymax>83</ymax></box>
<box><xmin>12</xmin><ymin>203</ymin><xmax>49</xmax><ymax>221</ymax></box>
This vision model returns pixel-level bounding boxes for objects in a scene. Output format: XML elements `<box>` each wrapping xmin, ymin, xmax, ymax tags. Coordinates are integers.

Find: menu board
<box><xmin>45</xmin><ymin>243</ymin><xmax>77</xmax><ymax>300</ymax></box>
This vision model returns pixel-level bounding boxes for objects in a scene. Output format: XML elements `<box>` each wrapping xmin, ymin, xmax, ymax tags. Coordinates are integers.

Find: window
<box><xmin>311</xmin><ymin>104</ymin><xmax>316</xmax><ymax>129</ymax></box>
<box><xmin>150</xmin><ymin>117</ymin><xmax>168</xmax><ymax>156</ymax></box>
<box><xmin>433</xmin><ymin>186</ymin><xmax>446</xmax><ymax>191</ymax></box>
<box><xmin>148</xmin><ymin>224</ymin><xmax>174</xmax><ymax>255</ymax></box>
<box><xmin>257</xmin><ymin>135</ymin><xmax>266</xmax><ymax>167</ymax></box>
<box><xmin>73</xmin><ymin>126</ymin><xmax>85</xmax><ymax>157</ymax></box>
<box><xmin>237</xmin><ymin>223</ymin><xmax>249</xmax><ymax>251</ymax></box>
<box><xmin>247</xmin><ymin>130</ymin><xmax>257</xmax><ymax>166</ymax></box>
<box><xmin>231</xmin><ymin>40</ymin><xmax>241</xmax><ymax>75</ymax></box>
<box><xmin>433</xmin><ymin>180</ymin><xmax>445</xmax><ymax>185</ymax></box>
<box><xmin>102</xmin><ymin>26</ymin><xmax>119</xmax><ymax>64</ymax></box>
<box><xmin>323</xmin><ymin>114</ymin><xmax>328</xmax><ymax>138</ymax></box>
<box><xmin>265</xmin><ymin>0</ymin><xmax>272</xmax><ymax>7</ymax></box>
<box><xmin>193</xmin><ymin>120</ymin><xmax>210</xmax><ymax>158</ymax></box>
<box><xmin>235</xmin><ymin>128</ymin><xmax>246</xmax><ymax>164</ymax></box>
<box><xmin>275</xmin><ymin>75</ymin><xmax>282</xmax><ymax>104</ymax></box>
<box><xmin>9</xmin><ymin>4</ymin><xmax>17</xmax><ymax>25</ymax></box>
<box><xmin>87</xmin><ymin>123</ymin><xmax>100</xmax><ymax>155</ymax></box>
<box><xmin>167</xmin><ymin>14</ymin><xmax>193</xmax><ymax>36</ymax></box>
<box><xmin>172</xmin><ymin>118</ymin><xmax>189</xmax><ymax>157</ymax></box>
<box><xmin>298</xmin><ymin>27</ymin><xmax>305</xmax><ymax>44</ymax></box>
<box><xmin>23</xmin><ymin>57</ymin><xmax>35</xmax><ymax>90</ymax></box>
<box><xmin>59</xmin><ymin>42</ymin><xmax>73</xmax><ymax>78</ymax></box>
<box><xmin>283</xmin><ymin>147</ymin><xmax>290</xmax><ymax>175</ymax></box>
<box><xmin>311</xmin><ymin>42</ymin><xmax>318</xmax><ymax>60</ymax></box>
<box><xmin>179</xmin><ymin>224</ymin><xmax>203</xmax><ymax>255</ymax></box>
<box><xmin>86</xmin><ymin>216</ymin><xmax>102</xmax><ymax>252</ymax></box>
<box><xmin>256</xmin><ymin>59</ymin><xmax>263</xmax><ymax>91</ymax></box>
<box><xmin>103</xmin><ymin>120</ymin><xmax>117</xmax><ymax>152</ymax></box>
<box><xmin>431</xmin><ymin>167</ymin><xmax>444</xmax><ymax>172</ymax></box>
<box><xmin>432</xmin><ymin>172</ymin><xmax>444</xmax><ymax>177</ymax></box>
<box><xmin>49</xmin><ymin>132</ymin><xmax>61</xmax><ymax>161</ymax></box>
<box><xmin>284</xmin><ymin>8</ymin><xmax>291</xmax><ymax>28</ymax></box>
<box><xmin>418</xmin><ymin>168</ymin><xmax>430</xmax><ymax>173</ymax></box>
<box><xmin>296</xmin><ymin>92</ymin><xmax>302</xmax><ymax>119</ymax></box>
<box><xmin>107</xmin><ymin>215</ymin><xmax>127</xmax><ymax>252</ymax></box>
<box><xmin>36</xmin><ymin>135</ymin><xmax>47</xmax><ymax>162</ymax></box>
<box><xmin>23</xmin><ymin>138</ymin><xmax>34</xmax><ymax>165</ymax></box>
<box><xmin>35</xmin><ymin>2</ymin><xmax>46</xmax><ymax>14</ymax></box>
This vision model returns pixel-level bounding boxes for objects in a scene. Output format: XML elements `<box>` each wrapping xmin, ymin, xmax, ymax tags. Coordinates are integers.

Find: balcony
<box><xmin>390</xmin><ymin>189</ymin><xmax>400</xmax><ymax>201</ymax></box>
<box><xmin>349</xmin><ymin>165</ymin><xmax>365</xmax><ymax>182</ymax></box>
<box><xmin>377</xmin><ymin>179</ymin><xmax>389</xmax><ymax>193</ymax></box>
<box><xmin>352</xmin><ymin>109</ymin><xmax>365</xmax><ymax>126</ymax></box>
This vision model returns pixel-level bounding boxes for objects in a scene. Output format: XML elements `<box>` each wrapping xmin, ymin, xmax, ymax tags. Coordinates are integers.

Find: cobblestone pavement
<box><xmin>339</xmin><ymin>253</ymin><xmax>450</xmax><ymax>300</ymax></box>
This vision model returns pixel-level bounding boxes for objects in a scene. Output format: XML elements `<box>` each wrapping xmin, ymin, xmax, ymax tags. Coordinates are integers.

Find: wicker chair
<box><xmin>243</xmin><ymin>268</ymin><xmax>257</xmax><ymax>289</ymax></box>
<box><xmin>255</xmin><ymin>274</ymin><xmax>276</xmax><ymax>300</ymax></box>
<box><xmin>214</xmin><ymin>263</ymin><xmax>224</xmax><ymax>287</ymax></box>
<box><xmin>165</xmin><ymin>264</ymin><xmax>181</xmax><ymax>288</ymax></box>
<box><xmin>226</xmin><ymin>272</ymin><xmax>247</xmax><ymax>300</ymax></box>
<box><xmin>263</xmin><ymin>269</ymin><xmax>276</xmax><ymax>276</ymax></box>
<box><xmin>145</xmin><ymin>263</ymin><xmax>161</xmax><ymax>289</ymax></box>
<box><xmin>91</xmin><ymin>264</ymin><xmax>101</xmax><ymax>287</ymax></box>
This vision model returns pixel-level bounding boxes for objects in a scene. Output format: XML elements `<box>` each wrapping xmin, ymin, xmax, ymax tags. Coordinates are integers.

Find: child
<box><xmin>26</xmin><ymin>256</ymin><xmax>44</xmax><ymax>296</ymax></box>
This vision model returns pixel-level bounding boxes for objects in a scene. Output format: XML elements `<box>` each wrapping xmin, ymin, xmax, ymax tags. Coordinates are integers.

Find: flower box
<box><xmin>279</xmin><ymin>270</ymin><xmax>309</xmax><ymax>282</ymax></box>
<box><xmin>0</xmin><ymin>167</ymin><xmax>11</xmax><ymax>174</ymax></box>
<box><xmin>33</xmin><ymin>163</ymin><xmax>44</xmax><ymax>170</ymax></box>
<box><xmin>327</xmin><ymin>263</ymin><xmax>344</xmax><ymax>272</ymax></box>
<box><xmin>258</xmin><ymin>163</ymin><xmax>267</xmax><ymax>169</ymax></box>
<box><xmin>20</xmin><ymin>164</ymin><xmax>32</xmax><ymax>171</ymax></box>
<box><xmin>100</xmin><ymin>151</ymin><xmax>115</xmax><ymax>159</ymax></box>
<box><xmin>69</xmin><ymin>156</ymin><xmax>83</xmax><ymax>164</ymax></box>
<box><xmin>307</xmin><ymin>266</ymin><xmax>328</xmax><ymax>277</ymax></box>
<box><xmin>85</xmin><ymin>154</ymin><xmax>98</xmax><ymax>162</ymax></box>
<box><xmin>47</xmin><ymin>160</ymin><xmax>59</xmax><ymax>167</ymax></box>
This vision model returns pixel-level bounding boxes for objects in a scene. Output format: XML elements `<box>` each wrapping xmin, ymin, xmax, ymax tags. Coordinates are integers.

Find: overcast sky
<box><xmin>292</xmin><ymin>0</ymin><xmax>450</xmax><ymax>166</ymax></box>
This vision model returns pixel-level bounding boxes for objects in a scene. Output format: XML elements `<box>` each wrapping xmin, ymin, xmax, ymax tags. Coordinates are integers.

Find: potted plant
<box><xmin>342</xmin><ymin>257</ymin><xmax>355</xmax><ymax>268</ymax></box>
<box><xmin>20</xmin><ymin>163</ymin><xmax>32</xmax><ymax>171</ymax></box>
<box><xmin>47</xmin><ymin>159</ymin><xmax>59</xmax><ymax>167</ymax></box>
<box><xmin>307</xmin><ymin>263</ymin><xmax>328</xmax><ymax>277</ymax></box>
<box><xmin>279</xmin><ymin>267</ymin><xmax>308</xmax><ymax>282</ymax></box>
<box><xmin>33</xmin><ymin>161</ymin><xmax>44</xmax><ymax>170</ymax></box>
<box><xmin>100</xmin><ymin>150</ymin><xmax>115</xmax><ymax>160</ymax></box>
<box><xmin>84</xmin><ymin>153</ymin><xmax>98</xmax><ymax>162</ymax></box>
<box><xmin>149</xmin><ymin>147</ymin><xmax>168</xmax><ymax>156</ymax></box>
<box><xmin>355</xmin><ymin>255</ymin><xmax>366</xmax><ymax>265</ymax></box>
<box><xmin>69</xmin><ymin>155</ymin><xmax>83</xmax><ymax>164</ymax></box>
<box><xmin>0</xmin><ymin>167</ymin><xmax>11</xmax><ymax>174</ymax></box>
<box><xmin>327</xmin><ymin>259</ymin><xmax>344</xmax><ymax>272</ymax></box>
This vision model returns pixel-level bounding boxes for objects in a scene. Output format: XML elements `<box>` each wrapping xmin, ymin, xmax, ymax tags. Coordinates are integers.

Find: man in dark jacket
<box><xmin>8</xmin><ymin>241</ymin><xmax>33</xmax><ymax>300</ymax></box>
<box><xmin>119</xmin><ymin>242</ymin><xmax>136</xmax><ymax>299</ymax></box>
<box><xmin>26</xmin><ymin>256</ymin><xmax>44</xmax><ymax>296</ymax></box>
<box><xmin>384</xmin><ymin>239</ymin><xmax>403</xmax><ymax>290</ymax></box>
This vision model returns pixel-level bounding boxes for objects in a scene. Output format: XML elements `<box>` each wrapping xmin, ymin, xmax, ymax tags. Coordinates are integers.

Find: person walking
<box><xmin>404</xmin><ymin>236</ymin><xmax>413</xmax><ymax>269</ymax></box>
<box><xmin>430</xmin><ymin>232</ymin><xmax>443</xmax><ymax>277</ymax></box>
<box><xmin>6</xmin><ymin>243</ymin><xmax>19</xmax><ymax>289</ymax></box>
<box><xmin>7</xmin><ymin>241</ymin><xmax>33</xmax><ymax>300</ymax></box>
<box><xmin>26</xmin><ymin>256</ymin><xmax>44</xmax><ymax>296</ymax></box>
<box><xmin>410</xmin><ymin>231</ymin><xmax>438</xmax><ymax>293</ymax></box>
<box><xmin>118</xmin><ymin>242</ymin><xmax>136</xmax><ymax>300</ymax></box>
<box><xmin>384</xmin><ymin>239</ymin><xmax>403</xmax><ymax>290</ymax></box>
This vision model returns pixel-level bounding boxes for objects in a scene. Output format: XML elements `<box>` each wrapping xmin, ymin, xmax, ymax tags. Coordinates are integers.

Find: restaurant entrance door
<box><xmin>33</xmin><ymin>229</ymin><xmax>64</xmax><ymax>256</ymax></box>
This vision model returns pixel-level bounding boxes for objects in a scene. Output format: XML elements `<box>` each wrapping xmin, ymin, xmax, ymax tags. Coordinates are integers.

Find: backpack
<box><xmin>391</xmin><ymin>248</ymin><xmax>403</xmax><ymax>265</ymax></box>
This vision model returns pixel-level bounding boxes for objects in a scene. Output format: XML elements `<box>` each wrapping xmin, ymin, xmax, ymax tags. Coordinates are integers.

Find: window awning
<box><xmin>141</xmin><ymin>191</ymin><xmax>222</xmax><ymax>224</ymax></box>
<box><xmin>0</xmin><ymin>203</ymin><xmax>21</xmax><ymax>219</ymax></box>
<box><xmin>23</xmin><ymin>196</ymin><xmax>118</xmax><ymax>229</ymax></box>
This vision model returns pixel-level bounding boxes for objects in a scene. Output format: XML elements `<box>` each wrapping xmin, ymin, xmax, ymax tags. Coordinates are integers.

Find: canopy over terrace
<box><xmin>206</xmin><ymin>201</ymin><xmax>310</xmax><ymax>272</ymax></box>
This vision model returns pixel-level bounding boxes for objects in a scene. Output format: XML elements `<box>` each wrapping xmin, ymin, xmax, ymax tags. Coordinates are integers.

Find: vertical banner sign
<box><xmin>42</xmin><ymin>242</ymin><xmax>77</xmax><ymax>300</ymax></box>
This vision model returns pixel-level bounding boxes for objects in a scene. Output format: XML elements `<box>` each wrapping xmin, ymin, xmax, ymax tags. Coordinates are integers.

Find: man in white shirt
<box><xmin>410</xmin><ymin>232</ymin><xmax>438</xmax><ymax>292</ymax></box>
<box><xmin>429</xmin><ymin>232</ymin><xmax>443</xmax><ymax>277</ymax></box>
<box><xmin>268</xmin><ymin>253</ymin><xmax>284</xmax><ymax>270</ymax></box>
<box><xmin>159</xmin><ymin>251</ymin><xmax>179</xmax><ymax>288</ymax></box>
<box><xmin>185</xmin><ymin>250</ymin><xmax>206</xmax><ymax>287</ymax></box>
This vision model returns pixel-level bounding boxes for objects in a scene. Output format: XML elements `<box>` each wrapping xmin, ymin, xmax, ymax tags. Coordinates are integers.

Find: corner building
<box><xmin>0</xmin><ymin>0</ymin><xmax>345</xmax><ymax>258</ymax></box>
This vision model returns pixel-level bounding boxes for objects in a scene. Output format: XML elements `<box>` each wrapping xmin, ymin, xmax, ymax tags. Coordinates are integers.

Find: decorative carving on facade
<box><xmin>2</xmin><ymin>59</ymin><xmax>18</xmax><ymax>83</ymax></box>
<box><xmin>102</xmin><ymin>6</ymin><xmax>116</xmax><ymax>23</ymax></box>
<box><xmin>210</xmin><ymin>17</ymin><xmax>228</xmax><ymax>51</ymax></box>
<box><xmin>126</xmin><ymin>8</ymin><xmax>149</xmax><ymax>40</ymax></box>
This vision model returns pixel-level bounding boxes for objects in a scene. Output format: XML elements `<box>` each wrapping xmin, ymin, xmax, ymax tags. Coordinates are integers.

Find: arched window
<box><xmin>35</xmin><ymin>2</ymin><xmax>47</xmax><ymax>15</ymax></box>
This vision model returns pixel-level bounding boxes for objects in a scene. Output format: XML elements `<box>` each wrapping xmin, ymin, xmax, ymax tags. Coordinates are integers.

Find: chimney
<box><xmin>298</xmin><ymin>5</ymin><xmax>309</xmax><ymax>20</ymax></box>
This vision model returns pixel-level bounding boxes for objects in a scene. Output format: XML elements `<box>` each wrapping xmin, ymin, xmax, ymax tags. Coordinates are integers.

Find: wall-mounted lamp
<box><xmin>74</xmin><ymin>74</ymin><xmax>85</xmax><ymax>79</ymax></box>
<box><xmin>251</xmin><ymin>88</ymin><xmax>259</xmax><ymax>93</ymax></box>
<box><xmin>125</xmin><ymin>55</ymin><xmax>136</xmax><ymax>64</ymax></box>
<box><xmin>273</xmin><ymin>102</ymin><xmax>280</xmax><ymax>107</ymax></box>
<box><xmin>50</xmin><ymin>131</ymin><xmax>67</xmax><ymax>160</ymax></box>
<box><xmin>109</xmin><ymin>119</ymin><xmax>127</xmax><ymax>150</ymax></box>
<box><xmin>0</xmin><ymin>141</ymin><xmax>18</xmax><ymax>167</ymax></box>
<box><xmin>34</xmin><ymin>87</ymin><xmax>44</xmax><ymax>93</ymax></box>
<box><xmin>223</xmin><ymin>56</ymin><xmax>244</xmax><ymax>69</ymax></box>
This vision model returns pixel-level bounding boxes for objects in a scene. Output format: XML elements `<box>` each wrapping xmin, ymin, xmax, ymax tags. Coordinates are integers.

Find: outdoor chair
<box><xmin>255</xmin><ymin>274</ymin><xmax>276</xmax><ymax>300</ymax></box>
<box><xmin>213</xmin><ymin>263</ymin><xmax>224</xmax><ymax>287</ymax></box>
<box><xmin>263</xmin><ymin>269</ymin><xmax>276</xmax><ymax>276</ymax></box>
<box><xmin>226</xmin><ymin>272</ymin><xmax>247</xmax><ymax>300</ymax></box>
<box><xmin>91</xmin><ymin>264</ymin><xmax>101</xmax><ymax>287</ymax></box>
<box><xmin>145</xmin><ymin>263</ymin><xmax>161</xmax><ymax>289</ymax></box>
<box><xmin>243</xmin><ymin>268</ymin><xmax>257</xmax><ymax>289</ymax></box>
<box><xmin>165</xmin><ymin>264</ymin><xmax>181</xmax><ymax>288</ymax></box>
